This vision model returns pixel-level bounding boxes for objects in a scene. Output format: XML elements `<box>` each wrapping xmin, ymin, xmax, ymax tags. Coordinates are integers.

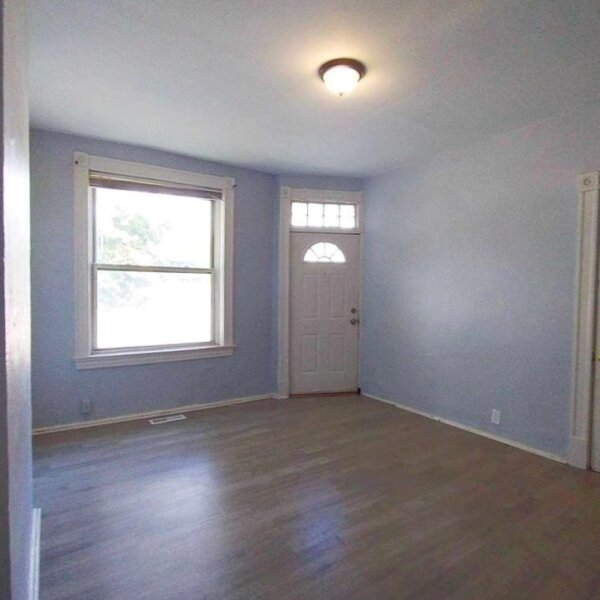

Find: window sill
<box><xmin>74</xmin><ymin>344</ymin><xmax>236</xmax><ymax>370</ymax></box>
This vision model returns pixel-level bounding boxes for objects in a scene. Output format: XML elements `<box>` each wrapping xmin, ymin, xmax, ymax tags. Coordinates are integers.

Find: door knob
<box><xmin>350</xmin><ymin>318</ymin><xmax>359</xmax><ymax>325</ymax></box>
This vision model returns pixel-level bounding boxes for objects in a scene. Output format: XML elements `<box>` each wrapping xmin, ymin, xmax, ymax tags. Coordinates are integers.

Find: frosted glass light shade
<box><xmin>323</xmin><ymin>65</ymin><xmax>360</xmax><ymax>95</ymax></box>
<box><xmin>319</xmin><ymin>58</ymin><xmax>366</xmax><ymax>96</ymax></box>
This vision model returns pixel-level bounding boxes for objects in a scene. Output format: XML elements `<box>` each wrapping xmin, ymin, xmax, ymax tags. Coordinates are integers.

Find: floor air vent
<box><xmin>149</xmin><ymin>414</ymin><xmax>186</xmax><ymax>425</ymax></box>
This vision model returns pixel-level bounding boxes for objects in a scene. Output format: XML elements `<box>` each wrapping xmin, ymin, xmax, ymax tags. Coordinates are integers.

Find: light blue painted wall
<box><xmin>30</xmin><ymin>129</ymin><xmax>281</xmax><ymax>427</ymax></box>
<box><xmin>30</xmin><ymin>130</ymin><xmax>363</xmax><ymax>427</ymax></box>
<box><xmin>361</xmin><ymin>103</ymin><xmax>600</xmax><ymax>457</ymax></box>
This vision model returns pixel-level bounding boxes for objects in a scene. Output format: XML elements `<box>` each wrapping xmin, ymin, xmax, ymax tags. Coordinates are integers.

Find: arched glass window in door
<box><xmin>303</xmin><ymin>242</ymin><xmax>346</xmax><ymax>263</ymax></box>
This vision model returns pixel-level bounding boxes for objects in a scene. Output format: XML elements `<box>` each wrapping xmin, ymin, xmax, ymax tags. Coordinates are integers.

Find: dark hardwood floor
<box><xmin>34</xmin><ymin>395</ymin><xmax>600</xmax><ymax>600</ymax></box>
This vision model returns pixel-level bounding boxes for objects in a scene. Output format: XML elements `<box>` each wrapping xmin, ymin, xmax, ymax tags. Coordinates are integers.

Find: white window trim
<box><xmin>276</xmin><ymin>187</ymin><xmax>363</xmax><ymax>399</ymax></box>
<box><xmin>289</xmin><ymin>188</ymin><xmax>362</xmax><ymax>234</ymax></box>
<box><xmin>73</xmin><ymin>152</ymin><xmax>235</xmax><ymax>369</ymax></box>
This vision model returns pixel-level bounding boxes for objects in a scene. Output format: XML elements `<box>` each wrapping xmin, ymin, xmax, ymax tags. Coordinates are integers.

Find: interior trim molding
<box><xmin>74</xmin><ymin>344</ymin><xmax>237</xmax><ymax>370</ymax></box>
<box><xmin>569</xmin><ymin>170</ymin><xmax>600</xmax><ymax>469</ymax></box>
<box><xmin>72</xmin><ymin>152</ymin><xmax>236</xmax><ymax>369</ymax></box>
<box><xmin>277</xmin><ymin>186</ymin><xmax>292</xmax><ymax>399</ymax></box>
<box><xmin>29</xmin><ymin>508</ymin><xmax>42</xmax><ymax>600</ymax></box>
<box><xmin>33</xmin><ymin>394</ymin><xmax>276</xmax><ymax>435</ymax></box>
<box><xmin>363</xmin><ymin>393</ymin><xmax>567</xmax><ymax>465</ymax></box>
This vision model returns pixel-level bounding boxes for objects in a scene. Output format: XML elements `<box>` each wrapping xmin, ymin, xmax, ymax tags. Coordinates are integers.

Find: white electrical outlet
<box><xmin>80</xmin><ymin>399</ymin><xmax>92</xmax><ymax>415</ymax></box>
<box><xmin>491</xmin><ymin>409</ymin><xmax>501</xmax><ymax>425</ymax></box>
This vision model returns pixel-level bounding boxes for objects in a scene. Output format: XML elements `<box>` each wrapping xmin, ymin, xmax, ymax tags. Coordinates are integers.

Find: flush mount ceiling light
<box><xmin>318</xmin><ymin>58</ymin><xmax>367</xmax><ymax>96</ymax></box>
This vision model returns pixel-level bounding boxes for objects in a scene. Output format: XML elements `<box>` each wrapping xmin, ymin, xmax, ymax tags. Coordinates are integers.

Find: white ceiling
<box><xmin>28</xmin><ymin>1</ymin><xmax>600</xmax><ymax>177</ymax></box>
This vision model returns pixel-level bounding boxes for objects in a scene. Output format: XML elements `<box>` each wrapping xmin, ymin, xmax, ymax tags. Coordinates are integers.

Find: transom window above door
<box><xmin>291</xmin><ymin>202</ymin><xmax>357</xmax><ymax>230</ymax></box>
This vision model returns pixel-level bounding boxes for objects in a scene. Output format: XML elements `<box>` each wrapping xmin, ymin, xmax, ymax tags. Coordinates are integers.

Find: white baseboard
<box><xmin>363</xmin><ymin>393</ymin><xmax>567</xmax><ymax>465</ymax></box>
<box><xmin>29</xmin><ymin>508</ymin><xmax>41</xmax><ymax>600</ymax></box>
<box><xmin>32</xmin><ymin>394</ymin><xmax>276</xmax><ymax>435</ymax></box>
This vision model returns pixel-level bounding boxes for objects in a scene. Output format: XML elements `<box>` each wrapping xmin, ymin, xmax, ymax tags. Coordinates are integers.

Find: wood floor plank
<box><xmin>34</xmin><ymin>395</ymin><xmax>600</xmax><ymax>599</ymax></box>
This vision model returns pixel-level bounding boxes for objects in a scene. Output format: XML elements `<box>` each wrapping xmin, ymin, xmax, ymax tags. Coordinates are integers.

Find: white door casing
<box><xmin>592</xmin><ymin>175</ymin><xmax>600</xmax><ymax>470</ymax></box>
<box><xmin>594</xmin><ymin>286</ymin><xmax>600</xmax><ymax>471</ymax></box>
<box><xmin>571</xmin><ymin>171</ymin><xmax>600</xmax><ymax>470</ymax></box>
<box><xmin>290</xmin><ymin>232</ymin><xmax>359</xmax><ymax>394</ymax></box>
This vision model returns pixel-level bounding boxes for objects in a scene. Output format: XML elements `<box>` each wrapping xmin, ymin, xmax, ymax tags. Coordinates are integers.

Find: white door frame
<box><xmin>570</xmin><ymin>170</ymin><xmax>600</xmax><ymax>469</ymax></box>
<box><xmin>276</xmin><ymin>186</ymin><xmax>363</xmax><ymax>399</ymax></box>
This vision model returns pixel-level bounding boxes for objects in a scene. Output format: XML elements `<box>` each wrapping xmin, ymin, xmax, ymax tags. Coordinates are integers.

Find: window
<box><xmin>73</xmin><ymin>153</ymin><xmax>235</xmax><ymax>368</ymax></box>
<box><xmin>303</xmin><ymin>242</ymin><xmax>346</xmax><ymax>263</ymax></box>
<box><xmin>291</xmin><ymin>201</ymin><xmax>357</xmax><ymax>230</ymax></box>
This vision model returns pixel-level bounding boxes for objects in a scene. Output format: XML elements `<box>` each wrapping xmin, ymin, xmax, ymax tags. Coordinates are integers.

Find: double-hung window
<box><xmin>73</xmin><ymin>153</ymin><xmax>234</xmax><ymax>368</ymax></box>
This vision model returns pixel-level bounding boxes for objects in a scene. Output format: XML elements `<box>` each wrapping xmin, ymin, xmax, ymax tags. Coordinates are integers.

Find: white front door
<box><xmin>290</xmin><ymin>232</ymin><xmax>359</xmax><ymax>394</ymax></box>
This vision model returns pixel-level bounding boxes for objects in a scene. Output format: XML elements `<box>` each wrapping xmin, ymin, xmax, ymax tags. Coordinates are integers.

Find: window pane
<box><xmin>303</xmin><ymin>242</ymin><xmax>346</xmax><ymax>263</ymax></box>
<box><xmin>323</xmin><ymin>204</ymin><xmax>340</xmax><ymax>227</ymax></box>
<box><xmin>307</xmin><ymin>203</ymin><xmax>324</xmax><ymax>227</ymax></box>
<box><xmin>292</xmin><ymin>201</ymin><xmax>357</xmax><ymax>229</ymax></box>
<box><xmin>95</xmin><ymin>188</ymin><xmax>212</xmax><ymax>268</ymax></box>
<box><xmin>96</xmin><ymin>271</ymin><xmax>212</xmax><ymax>349</ymax></box>
<box><xmin>291</xmin><ymin>202</ymin><xmax>308</xmax><ymax>227</ymax></box>
<box><xmin>339</xmin><ymin>204</ymin><xmax>356</xmax><ymax>229</ymax></box>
